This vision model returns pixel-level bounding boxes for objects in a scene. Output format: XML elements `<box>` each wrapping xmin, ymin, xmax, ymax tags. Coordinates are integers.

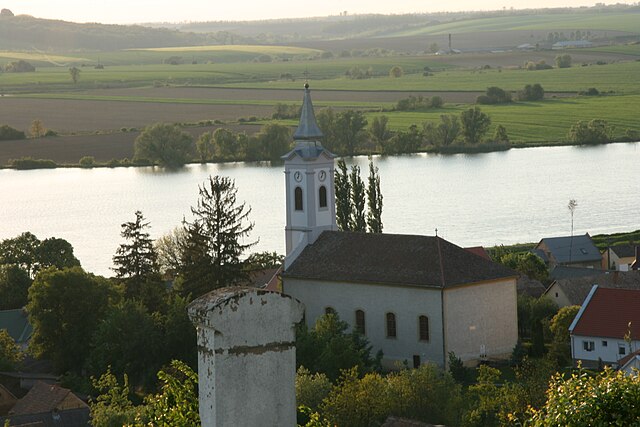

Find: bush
<box><xmin>430</xmin><ymin>96</ymin><xmax>444</xmax><ymax>108</ymax></box>
<box><xmin>567</xmin><ymin>119</ymin><xmax>612</xmax><ymax>144</ymax></box>
<box><xmin>4</xmin><ymin>60</ymin><xmax>35</xmax><ymax>72</ymax></box>
<box><xmin>389</xmin><ymin>66</ymin><xmax>403</xmax><ymax>78</ymax></box>
<box><xmin>625</xmin><ymin>129</ymin><xmax>639</xmax><ymax>141</ymax></box>
<box><xmin>396</xmin><ymin>95</ymin><xmax>432</xmax><ymax>111</ymax></box>
<box><xmin>0</xmin><ymin>124</ymin><xmax>26</xmax><ymax>141</ymax></box>
<box><xmin>11</xmin><ymin>157</ymin><xmax>58</xmax><ymax>169</ymax></box>
<box><xmin>524</xmin><ymin>60</ymin><xmax>553</xmax><ymax>70</ymax></box>
<box><xmin>517</xmin><ymin>83</ymin><xmax>545</xmax><ymax>101</ymax></box>
<box><xmin>346</xmin><ymin>66</ymin><xmax>372</xmax><ymax>80</ymax></box>
<box><xmin>79</xmin><ymin>156</ymin><xmax>96</xmax><ymax>167</ymax></box>
<box><xmin>578</xmin><ymin>87</ymin><xmax>600</xmax><ymax>96</ymax></box>
<box><xmin>555</xmin><ymin>54</ymin><xmax>572</xmax><ymax>68</ymax></box>
<box><xmin>477</xmin><ymin>87</ymin><xmax>512</xmax><ymax>104</ymax></box>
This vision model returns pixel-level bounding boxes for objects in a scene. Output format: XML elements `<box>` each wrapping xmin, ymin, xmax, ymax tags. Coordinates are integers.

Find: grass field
<box><xmin>220</xmin><ymin>61</ymin><xmax>640</xmax><ymax>94</ymax></box>
<box><xmin>0</xmin><ymin>51</ymin><xmax>90</xmax><ymax>64</ymax></box>
<box><xmin>369</xmin><ymin>94</ymin><xmax>640</xmax><ymax>142</ymax></box>
<box><xmin>389</xmin><ymin>12</ymin><xmax>640</xmax><ymax>37</ymax></box>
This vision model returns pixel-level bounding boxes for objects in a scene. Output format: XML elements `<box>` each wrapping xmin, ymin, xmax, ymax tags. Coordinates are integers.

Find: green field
<box><xmin>388</xmin><ymin>12</ymin><xmax>640</xmax><ymax>37</ymax></box>
<box><xmin>367</xmin><ymin>95</ymin><xmax>640</xmax><ymax>143</ymax></box>
<box><xmin>220</xmin><ymin>61</ymin><xmax>640</xmax><ymax>94</ymax></box>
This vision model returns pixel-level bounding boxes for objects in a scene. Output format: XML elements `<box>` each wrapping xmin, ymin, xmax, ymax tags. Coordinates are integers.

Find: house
<box><xmin>552</xmin><ymin>40</ymin><xmax>593</xmax><ymax>49</ymax></box>
<box><xmin>0</xmin><ymin>309</ymin><xmax>33</xmax><ymax>351</ymax></box>
<box><xmin>544</xmin><ymin>270</ymin><xmax>640</xmax><ymax>308</ymax></box>
<box><xmin>534</xmin><ymin>234</ymin><xmax>602</xmax><ymax>270</ymax></box>
<box><xmin>0</xmin><ymin>384</ymin><xmax>17</xmax><ymax>416</ymax></box>
<box><xmin>618</xmin><ymin>349</ymin><xmax>640</xmax><ymax>375</ymax></box>
<box><xmin>602</xmin><ymin>244</ymin><xmax>640</xmax><ymax>271</ymax></box>
<box><xmin>569</xmin><ymin>286</ymin><xmax>640</xmax><ymax>368</ymax></box>
<box><xmin>279</xmin><ymin>84</ymin><xmax>519</xmax><ymax>368</ymax></box>
<box><xmin>8</xmin><ymin>381</ymin><xmax>88</xmax><ymax>416</ymax></box>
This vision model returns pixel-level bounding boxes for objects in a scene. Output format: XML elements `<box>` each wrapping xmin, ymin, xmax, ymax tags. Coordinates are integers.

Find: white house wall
<box><xmin>443</xmin><ymin>278</ymin><xmax>518</xmax><ymax>363</ymax></box>
<box><xmin>283</xmin><ymin>278</ymin><xmax>446</xmax><ymax>368</ymax></box>
<box><xmin>572</xmin><ymin>334</ymin><xmax>640</xmax><ymax>366</ymax></box>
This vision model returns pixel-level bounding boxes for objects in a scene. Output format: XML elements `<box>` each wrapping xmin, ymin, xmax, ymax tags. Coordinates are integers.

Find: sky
<box><xmin>3</xmin><ymin>0</ymin><xmax>636</xmax><ymax>24</ymax></box>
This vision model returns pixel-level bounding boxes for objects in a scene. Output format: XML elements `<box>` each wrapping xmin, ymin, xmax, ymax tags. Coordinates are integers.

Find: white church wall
<box><xmin>283</xmin><ymin>278</ymin><xmax>446</xmax><ymax>368</ymax></box>
<box><xmin>443</xmin><ymin>278</ymin><xmax>518</xmax><ymax>364</ymax></box>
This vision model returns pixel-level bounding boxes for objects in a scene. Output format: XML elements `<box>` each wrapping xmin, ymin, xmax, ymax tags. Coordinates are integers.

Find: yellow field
<box><xmin>0</xmin><ymin>51</ymin><xmax>90</xmax><ymax>64</ymax></box>
<box><xmin>130</xmin><ymin>44</ymin><xmax>322</xmax><ymax>55</ymax></box>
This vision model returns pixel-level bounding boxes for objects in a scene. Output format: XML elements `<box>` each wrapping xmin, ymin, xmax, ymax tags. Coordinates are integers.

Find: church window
<box><xmin>355</xmin><ymin>310</ymin><xmax>366</xmax><ymax>335</ymax></box>
<box><xmin>319</xmin><ymin>186</ymin><xmax>327</xmax><ymax>208</ymax></box>
<box><xmin>294</xmin><ymin>187</ymin><xmax>303</xmax><ymax>211</ymax></box>
<box><xmin>325</xmin><ymin>307</ymin><xmax>336</xmax><ymax>315</ymax></box>
<box><xmin>386</xmin><ymin>312</ymin><xmax>397</xmax><ymax>338</ymax></box>
<box><xmin>419</xmin><ymin>315</ymin><xmax>429</xmax><ymax>341</ymax></box>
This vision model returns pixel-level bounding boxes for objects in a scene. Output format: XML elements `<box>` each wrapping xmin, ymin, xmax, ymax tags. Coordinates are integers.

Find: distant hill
<box><xmin>0</xmin><ymin>14</ymin><xmax>253</xmax><ymax>51</ymax></box>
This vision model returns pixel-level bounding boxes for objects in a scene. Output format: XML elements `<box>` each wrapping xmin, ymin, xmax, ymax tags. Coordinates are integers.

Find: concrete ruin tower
<box><xmin>282</xmin><ymin>83</ymin><xmax>337</xmax><ymax>269</ymax></box>
<box><xmin>188</xmin><ymin>287</ymin><xmax>305</xmax><ymax>427</ymax></box>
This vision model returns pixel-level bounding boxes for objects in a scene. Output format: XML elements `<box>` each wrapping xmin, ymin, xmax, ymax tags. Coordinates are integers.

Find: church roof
<box><xmin>292</xmin><ymin>83</ymin><xmax>324</xmax><ymax>141</ymax></box>
<box><xmin>282</xmin><ymin>231</ymin><xmax>517</xmax><ymax>288</ymax></box>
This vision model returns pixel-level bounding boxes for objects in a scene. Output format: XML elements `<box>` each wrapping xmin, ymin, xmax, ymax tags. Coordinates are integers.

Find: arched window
<box><xmin>418</xmin><ymin>315</ymin><xmax>429</xmax><ymax>341</ymax></box>
<box><xmin>355</xmin><ymin>310</ymin><xmax>366</xmax><ymax>335</ymax></box>
<box><xmin>294</xmin><ymin>187</ymin><xmax>303</xmax><ymax>211</ymax></box>
<box><xmin>319</xmin><ymin>185</ymin><xmax>327</xmax><ymax>208</ymax></box>
<box><xmin>386</xmin><ymin>312</ymin><xmax>396</xmax><ymax>338</ymax></box>
<box><xmin>325</xmin><ymin>307</ymin><xmax>336</xmax><ymax>315</ymax></box>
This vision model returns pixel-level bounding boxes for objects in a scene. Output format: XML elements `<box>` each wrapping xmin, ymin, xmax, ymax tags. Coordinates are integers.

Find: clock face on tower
<box><xmin>294</xmin><ymin>171</ymin><xmax>303</xmax><ymax>182</ymax></box>
<box><xmin>318</xmin><ymin>170</ymin><xmax>326</xmax><ymax>181</ymax></box>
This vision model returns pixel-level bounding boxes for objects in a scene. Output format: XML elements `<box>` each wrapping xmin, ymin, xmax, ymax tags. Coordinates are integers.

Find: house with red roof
<box><xmin>569</xmin><ymin>286</ymin><xmax>640</xmax><ymax>368</ymax></box>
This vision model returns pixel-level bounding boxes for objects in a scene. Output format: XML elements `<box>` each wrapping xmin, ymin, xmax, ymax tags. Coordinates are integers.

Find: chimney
<box><xmin>188</xmin><ymin>287</ymin><xmax>304</xmax><ymax>427</ymax></box>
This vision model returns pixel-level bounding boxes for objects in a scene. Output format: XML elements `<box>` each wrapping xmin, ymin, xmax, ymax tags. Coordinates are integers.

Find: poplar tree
<box><xmin>366</xmin><ymin>159</ymin><xmax>383</xmax><ymax>233</ymax></box>
<box><xmin>349</xmin><ymin>165</ymin><xmax>366</xmax><ymax>232</ymax></box>
<box><xmin>334</xmin><ymin>159</ymin><xmax>352</xmax><ymax>231</ymax></box>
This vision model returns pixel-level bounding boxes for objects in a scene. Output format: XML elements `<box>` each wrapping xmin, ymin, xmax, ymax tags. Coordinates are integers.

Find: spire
<box><xmin>293</xmin><ymin>83</ymin><xmax>324</xmax><ymax>141</ymax></box>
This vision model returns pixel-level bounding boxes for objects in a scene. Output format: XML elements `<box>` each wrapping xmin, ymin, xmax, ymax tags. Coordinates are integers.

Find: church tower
<box><xmin>283</xmin><ymin>83</ymin><xmax>337</xmax><ymax>268</ymax></box>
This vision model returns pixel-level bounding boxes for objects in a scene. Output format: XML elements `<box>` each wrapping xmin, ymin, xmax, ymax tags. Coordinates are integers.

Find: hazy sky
<box><xmin>4</xmin><ymin>0</ymin><xmax>634</xmax><ymax>24</ymax></box>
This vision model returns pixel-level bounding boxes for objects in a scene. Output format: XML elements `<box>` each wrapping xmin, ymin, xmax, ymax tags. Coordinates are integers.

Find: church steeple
<box><xmin>283</xmin><ymin>83</ymin><xmax>337</xmax><ymax>269</ymax></box>
<box><xmin>293</xmin><ymin>83</ymin><xmax>324</xmax><ymax>141</ymax></box>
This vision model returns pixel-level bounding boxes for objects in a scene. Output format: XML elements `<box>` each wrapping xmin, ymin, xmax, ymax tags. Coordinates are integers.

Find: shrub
<box><xmin>625</xmin><ymin>129</ymin><xmax>639</xmax><ymax>141</ymax></box>
<box><xmin>517</xmin><ymin>83</ymin><xmax>545</xmax><ymax>101</ymax></box>
<box><xmin>477</xmin><ymin>87</ymin><xmax>512</xmax><ymax>104</ymax></box>
<box><xmin>389</xmin><ymin>66</ymin><xmax>403</xmax><ymax>78</ymax></box>
<box><xmin>567</xmin><ymin>119</ymin><xmax>612</xmax><ymax>144</ymax></box>
<box><xmin>396</xmin><ymin>95</ymin><xmax>432</xmax><ymax>111</ymax></box>
<box><xmin>579</xmin><ymin>87</ymin><xmax>600</xmax><ymax>96</ymax></box>
<box><xmin>555</xmin><ymin>54</ymin><xmax>572</xmax><ymax>68</ymax></box>
<box><xmin>430</xmin><ymin>96</ymin><xmax>444</xmax><ymax>108</ymax></box>
<box><xmin>11</xmin><ymin>157</ymin><xmax>58</xmax><ymax>169</ymax></box>
<box><xmin>79</xmin><ymin>156</ymin><xmax>96</xmax><ymax>167</ymax></box>
<box><xmin>4</xmin><ymin>60</ymin><xmax>35</xmax><ymax>72</ymax></box>
<box><xmin>44</xmin><ymin>129</ymin><xmax>58</xmax><ymax>137</ymax></box>
<box><xmin>0</xmin><ymin>124</ymin><xmax>26</xmax><ymax>141</ymax></box>
<box><xmin>524</xmin><ymin>60</ymin><xmax>552</xmax><ymax>70</ymax></box>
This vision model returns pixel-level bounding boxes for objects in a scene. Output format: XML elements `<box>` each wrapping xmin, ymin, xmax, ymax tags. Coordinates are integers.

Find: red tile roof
<box><xmin>572</xmin><ymin>287</ymin><xmax>640</xmax><ymax>340</ymax></box>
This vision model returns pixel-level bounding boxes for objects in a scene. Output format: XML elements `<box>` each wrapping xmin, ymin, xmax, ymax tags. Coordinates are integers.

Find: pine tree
<box><xmin>366</xmin><ymin>158</ymin><xmax>383</xmax><ymax>233</ymax></box>
<box><xmin>113</xmin><ymin>211</ymin><xmax>163</xmax><ymax>308</ymax></box>
<box><xmin>349</xmin><ymin>165</ymin><xmax>366</xmax><ymax>232</ymax></box>
<box><xmin>178</xmin><ymin>175</ymin><xmax>256</xmax><ymax>298</ymax></box>
<box><xmin>334</xmin><ymin>159</ymin><xmax>352</xmax><ymax>231</ymax></box>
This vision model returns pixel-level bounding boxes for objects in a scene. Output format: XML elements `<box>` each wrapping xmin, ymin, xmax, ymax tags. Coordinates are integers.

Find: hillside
<box><xmin>0</xmin><ymin>13</ymin><xmax>252</xmax><ymax>51</ymax></box>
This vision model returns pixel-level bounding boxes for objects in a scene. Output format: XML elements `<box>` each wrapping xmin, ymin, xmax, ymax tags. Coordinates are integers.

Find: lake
<box><xmin>1</xmin><ymin>142</ymin><xmax>638</xmax><ymax>276</ymax></box>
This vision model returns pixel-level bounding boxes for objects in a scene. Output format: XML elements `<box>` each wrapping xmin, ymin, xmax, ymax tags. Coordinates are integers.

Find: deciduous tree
<box><xmin>0</xmin><ymin>264</ymin><xmax>31</xmax><ymax>310</ymax></box>
<box><xmin>424</xmin><ymin>114</ymin><xmax>460</xmax><ymax>146</ymax></box>
<box><xmin>69</xmin><ymin>66</ymin><xmax>81</xmax><ymax>84</ymax></box>
<box><xmin>460</xmin><ymin>107</ymin><xmax>491</xmax><ymax>144</ymax></box>
<box><xmin>134</xmin><ymin>123</ymin><xmax>194</xmax><ymax>168</ymax></box>
<box><xmin>28</xmin><ymin>267</ymin><xmax>113</xmax><ymax>373</ymax></box>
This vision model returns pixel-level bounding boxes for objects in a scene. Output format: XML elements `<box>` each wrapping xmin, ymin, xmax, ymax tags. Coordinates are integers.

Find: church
<box><xmin>278</xmin><ymin>84</ymin><xmax>518</xmax><ymax>368</ymax></box>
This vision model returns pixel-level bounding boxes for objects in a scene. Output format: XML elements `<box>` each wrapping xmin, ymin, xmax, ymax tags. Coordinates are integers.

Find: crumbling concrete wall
<box><xmin>188</xmin><ymin>287</ymin><xmax>304</xmax><ymax>427</ymax></box>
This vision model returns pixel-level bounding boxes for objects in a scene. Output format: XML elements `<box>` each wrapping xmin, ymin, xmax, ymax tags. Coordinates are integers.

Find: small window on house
<box><xmin>325</xmin><ymin>307</ymin><xmax>336</xmax><ymax>315</ymax></box>
<box><xmin>319</xmin><ymin>186</ymin><xmax>327</xmax><ymax>208</ymax></box>
<box><xmin>294</xmin><ymin>187</ymin><xmax>303</xmax><ymax>211</ymax></box>
<box><xmin>602</xmin><ymin>340</ymin><xmax>608</xmax><ymax>347</ymax></box>
<box><xmin>386</xmin><ymin>313</ymin><xmax>397</xmax><ymax>338</ymax></box>
<box><xmin>619</xmin><ymin>344</ymin><xmax>627</xmax><ymax>356</ymax></box>
<box><xmin>355</xmin><ymin>310</ymin><xmax>366</xmax><ymax>335</ymax></box>
<box><xmin>583</xmin><ymin>341</ymin><xmax>594</xmax><ymax>352</ymax></box>
<box><xmin>419</xmin><ymin>315</ymin><xmax>429</xmax><ymax>341</ymax></box>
